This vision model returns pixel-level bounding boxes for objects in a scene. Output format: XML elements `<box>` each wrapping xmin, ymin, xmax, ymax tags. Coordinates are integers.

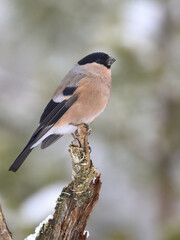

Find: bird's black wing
<box><xmin>39</xmin><ymin>86</ymin><xmax>78</xmax><ymax>125</ymax></box>
<box><xmin>9</xmin><ymin>94</ymin><xmax>78</xmax><ymax>172</ymax></box>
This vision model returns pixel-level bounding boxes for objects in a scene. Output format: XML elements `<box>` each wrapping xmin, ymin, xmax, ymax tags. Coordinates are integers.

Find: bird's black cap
<box><xmin>78</xmin><ymin>52</ymin><xmax>116</xmax><ymax>69</ymax></box>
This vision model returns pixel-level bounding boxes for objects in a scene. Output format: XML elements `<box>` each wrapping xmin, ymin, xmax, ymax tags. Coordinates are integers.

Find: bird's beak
<box><xmin>107</xmin><ymin>56</ymin><xmax>116</xmax><ymax>67</ymax></box>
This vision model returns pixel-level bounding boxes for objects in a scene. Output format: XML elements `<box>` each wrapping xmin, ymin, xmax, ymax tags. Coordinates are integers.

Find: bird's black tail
<box><xmin>9</xmin><ymin>127</ymin><xmax>42</xmax><ymax>172</ymax></box>
<box><xmin>9</xmin><ymin>145</ymin><xmax>33</xmax><ymax>172</ymax></box>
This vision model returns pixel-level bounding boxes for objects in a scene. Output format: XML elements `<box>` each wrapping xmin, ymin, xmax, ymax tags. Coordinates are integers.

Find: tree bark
<box><xmin>0</xmin><ymin>205</ymin><xmax>12</xmax><ymax>240</ymax></box>
<box><xmin>35</xmin><ymin>124</ymin><xmax>102</xmax><ymax>240</ymax></box>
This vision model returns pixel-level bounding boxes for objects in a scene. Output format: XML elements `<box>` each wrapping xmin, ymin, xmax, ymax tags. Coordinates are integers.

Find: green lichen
<box><xmin>36</xmin><ymin>126</ymin><xmax>99</xmax><ymax>239</ymax></box>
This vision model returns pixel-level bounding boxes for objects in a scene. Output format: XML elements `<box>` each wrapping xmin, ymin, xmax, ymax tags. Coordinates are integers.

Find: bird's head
<box><xmin>78</xmin><ymin>52</ymin><xmax>116</xmax><ymax>69</ymax></box>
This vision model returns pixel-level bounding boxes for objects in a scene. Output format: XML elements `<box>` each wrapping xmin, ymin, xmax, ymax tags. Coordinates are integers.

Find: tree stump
<box><xmin>35</xmin><ymin>124</ymin><xmax>102</xmax><ymax>240</ymax></box>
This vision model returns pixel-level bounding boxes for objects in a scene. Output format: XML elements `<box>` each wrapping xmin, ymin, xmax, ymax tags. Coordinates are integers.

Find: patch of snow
<box><xmin>24</xmin><ymin>215</ymin><xmax>53</xmax><ymax>240</ymax></box>
<box><xmin>84</xmin><ymin>230</ymin><xmax>90</xmax><ymax>238</ymax></box>
<box><xmin>93</xmin><ymin>177</ymin><xmax>96</xmax><ymax>184</ymax></box>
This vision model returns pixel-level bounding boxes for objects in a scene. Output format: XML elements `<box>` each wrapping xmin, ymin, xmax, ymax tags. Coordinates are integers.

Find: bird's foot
<box><xmin>83</xmin><ymin>123</ymin><xmax>92</xmax><ymax>135</ymax></box>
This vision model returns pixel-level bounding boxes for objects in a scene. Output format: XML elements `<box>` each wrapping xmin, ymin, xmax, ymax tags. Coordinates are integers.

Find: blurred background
<box><xmin>0</xmin><ymin>0</ymin><xmax>180</xmax><ymax>239</ymax></box>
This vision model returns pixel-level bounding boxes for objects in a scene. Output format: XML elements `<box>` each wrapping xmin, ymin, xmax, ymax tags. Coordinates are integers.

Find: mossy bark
<box><xmin>36</xmin><ymin>124</ymin><xmax>102</xmax><ymax>240</ymax></box>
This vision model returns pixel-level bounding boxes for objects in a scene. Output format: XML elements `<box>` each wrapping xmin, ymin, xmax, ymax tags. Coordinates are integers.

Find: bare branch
<box><xmin>35</xmin><ymin>124</ymin><xmax>102</xmax><ymax>240</ymax></box>
<box><xmin>0</xmin><ymin>205</ymin><xmax>12</xmax><ymax>240</ymax></box>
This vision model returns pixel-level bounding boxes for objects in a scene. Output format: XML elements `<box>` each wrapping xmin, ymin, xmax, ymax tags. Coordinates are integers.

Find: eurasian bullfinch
<box><xmin>9</xmin><ymin>52</ymin><xmax>116</xmax><ymax>172</ymax></box>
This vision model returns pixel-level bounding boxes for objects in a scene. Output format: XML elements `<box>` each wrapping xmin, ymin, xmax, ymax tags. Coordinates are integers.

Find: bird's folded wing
<box><xmin>31</xmin><ymin>71</ymin><xmax>87</xmax><ymax>144</ymax></box>
<box><xmin>31</xmin><ymin>92</ymin><xmax>78</xmax><ymax>145</ymax></box>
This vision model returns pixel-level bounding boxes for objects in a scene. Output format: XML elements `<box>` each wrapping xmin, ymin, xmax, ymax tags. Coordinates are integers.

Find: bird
<box><xmin>9</xmin><ymin>52</ymin><xmax>116</xmax><ymax>172</ymax></box>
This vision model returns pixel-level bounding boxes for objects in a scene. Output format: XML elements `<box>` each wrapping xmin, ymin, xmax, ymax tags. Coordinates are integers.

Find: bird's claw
<box><xmin>89</xmin><ymin>146</ymin><xmax>92</xmax><ymax>153</ymax></box>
